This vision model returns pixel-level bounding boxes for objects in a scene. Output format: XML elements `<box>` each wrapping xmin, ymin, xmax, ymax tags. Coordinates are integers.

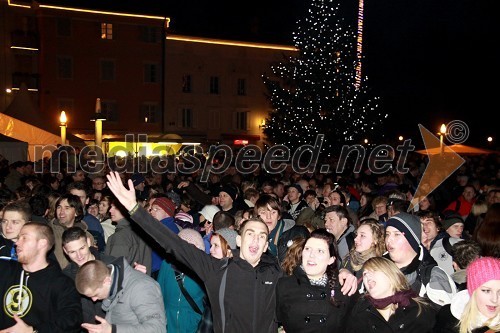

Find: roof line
<box><xmin>167</xmin><ymin>34</ymin><xmax>297</xmax><ymax>51</ymax></box>
<box><xmin>8</xmin><ymin>0</ymin><xmax>169</xmax><ymax>21</ymax></box>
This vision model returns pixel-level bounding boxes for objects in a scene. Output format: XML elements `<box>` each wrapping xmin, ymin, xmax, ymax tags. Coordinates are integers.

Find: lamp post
<box><xmin>59</xmin><ymin>111</ymin><xmax>67</xmax><ymax>145</ymax></box>
<box><xmin>91</xmin><ymin>98</ymin><xmax>106</xmax><ymax>163</ymax></box>
<box><xmin>258</xmin><ymin>119</ymin><xmax>266</xmax><ymax>130</ymax></box>
<box><xmin>439</xmin><ymin>123</ymin><xmax>447</xmax><ymax>155</ymax></box>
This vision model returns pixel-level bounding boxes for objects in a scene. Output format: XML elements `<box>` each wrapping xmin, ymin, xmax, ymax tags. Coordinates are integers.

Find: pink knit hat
<box><xmin>175</xmin><ymin>212</ymin><xmax>194</xmax><ymax>224</ymax></box>
<box><xmin>178</xmin><ymin>229</ymin><xmax>205</xmax><ymax>251</ymax></box>
<box><xmin>466</xmin><ymin>256</ymin><xmax>500</xmax><ymax>296</ymax></box>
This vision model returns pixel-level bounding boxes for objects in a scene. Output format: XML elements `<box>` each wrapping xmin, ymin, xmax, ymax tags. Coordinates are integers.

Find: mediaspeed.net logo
<box><xmin>33</xmin><ymin>121</ymin><xmax>471</xmax><ymax>211</ymax></box>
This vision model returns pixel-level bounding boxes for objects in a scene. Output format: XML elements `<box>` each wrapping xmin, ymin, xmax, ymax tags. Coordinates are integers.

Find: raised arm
<box><xmin>106</xmin><ymin>171</ymin><xmax>217</xmax><ymax>280</ymax></box>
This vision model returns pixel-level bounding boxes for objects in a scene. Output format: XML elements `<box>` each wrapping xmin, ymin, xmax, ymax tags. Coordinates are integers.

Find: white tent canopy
<box><xmin>0</xmin><ymin>113</ymin><xmax>59</xmax><ymax>161</ymax></box>
<box><xmin>1</xmin><ymin>83</ymin><xmax>64</xmax><ymax>161</ymax></box>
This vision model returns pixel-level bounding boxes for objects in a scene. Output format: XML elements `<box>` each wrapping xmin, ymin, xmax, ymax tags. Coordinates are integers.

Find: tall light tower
<box><xmin>91</xmin><ymin>98</ymin><xmax>106</xmax><ymax>164</ymax></box>
<box><xmin>355</xmin><ymin>0</ymin><xmax>365</xmax><ymax>90</ymax></box>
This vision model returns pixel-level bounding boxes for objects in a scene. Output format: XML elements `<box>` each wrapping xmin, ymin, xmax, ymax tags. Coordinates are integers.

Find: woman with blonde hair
<box><xmin>46</xmin><ymin>191</ymin><xmax>61</xmax><ymax>221</ymax></box>
<box><xmin>434</xmin><ymin>256</ymin><xmax>500</xmax><ymax>333</ymax></box>
<box><xmin>369</xmin><ymin>195</ymin><xmax>389</xmax><ymax>225</ymax></box>
<box><xmin>346</xmin><ymin>257</ymin><xmax>436</xmax><ymax>332</ymax></box>
<box><xmin>343</xmin><ymin>219</ymin><xmax>385</xmax><ymax>287</ymax></box>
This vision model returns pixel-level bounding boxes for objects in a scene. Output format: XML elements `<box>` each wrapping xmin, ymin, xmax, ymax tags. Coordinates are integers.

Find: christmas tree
<box><xmin>262</xmin><ymin>0</ymin><xmax>385</xmax><ymax>156</ymax></box>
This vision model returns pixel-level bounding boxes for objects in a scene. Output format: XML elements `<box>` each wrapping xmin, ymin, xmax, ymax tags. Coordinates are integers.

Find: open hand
<box><xmin>133</xmin><ymin>262</ymin><xmax>147</xmax><ymax>274</ymax></box>
<box><xmin>0</xmin><ymin>314</ymin><xmax>32</xmax><ymax>333</ymax></box>
<box><xmin>338</xmin><ymin>268</ymin><xmax>358</xmax><ymax>296</ymax></box>
<box><xmin>81</xmin><ymin>315</ymin><xmax>112</xmax><ymax>333</ymax></box>
<box><xmin>106</xmin><ymin>171</ymin><xmax>137</xmax><ymax>211</ymax></box>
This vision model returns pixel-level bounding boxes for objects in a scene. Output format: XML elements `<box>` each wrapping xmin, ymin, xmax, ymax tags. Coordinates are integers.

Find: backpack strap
<box><xmin>442</xmin><ymin>236</ymin><xmax>454</xmax><ymax>256</ymax></box>
<box><xmin>345</xmin><ymin>232</ymin><xmax>355</xmax><ymax>252</ymax></box>
<box><xmin>175</xmin><ymin>271</ymin><xmax>202</xmax><ymax>315</ymax></box>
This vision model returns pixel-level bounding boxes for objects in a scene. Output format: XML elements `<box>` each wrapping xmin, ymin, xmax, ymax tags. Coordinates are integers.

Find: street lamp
<box><xmin>59</xmin><ymin>111</ymin><xmax>67</xmax><ymax>145</ymax></box>
<box><xmin>258</xmin><ymin>119</ymin><xmax>266</xmax><ymax>130</ymax></box>
<box><xmin>90</xmin><ymin>98</ymin><xmax>106</xmax><ymax>163</ymax></box>
<box><xmin>439</xmin><ymin>123</ymin><xmax>447</xmax><ymax>155</ymax></box>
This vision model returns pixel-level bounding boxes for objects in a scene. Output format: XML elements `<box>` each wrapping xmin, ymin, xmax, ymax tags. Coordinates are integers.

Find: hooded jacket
<box><xmin>101</xmin><ymin>257</ymin><xmax>166</xmax><ymax>333</ymax></box>
<box><xmin>0</xmin><ymin>237</ymin><xmax>15</xmax><ymax>261</ymax></box>
<box><xmin>0</xmin><ymin>260</ymin><xmax>82</xmax><ymax>332</ymax></box>
<box><xmin>105</xmin><ymin>217</ymin><xmax>152</xmax><ymax>275</ymax></box>
<box><xmin>384</xmin><ymin>245</ymin><xmax>457</xmax><ymax>308</ymax></box>
<box><xmin>130</xmin><ymin>205</ymin><xmax>283</xmax><ymax>333</ymax></box>
<box><xmin>272</xmin><ymin>218</ymin><xmax>310</xmax><ymax>264</ymax></box>
<box><xmin>62</xmin><ymin>247</ymin><xmax>116</xmax><ymax>326</ymax></box>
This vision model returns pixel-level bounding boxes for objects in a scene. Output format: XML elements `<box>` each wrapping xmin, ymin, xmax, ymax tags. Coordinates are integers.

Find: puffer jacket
<box><xmin>102</xmin><ymin>257</ymin><xmax>166</xmax><ymax>333</ymax></box>
<box><xmin>384</xmin><ymin>245</ymin><xmax>457</xmax><ymax>308</ymax></box>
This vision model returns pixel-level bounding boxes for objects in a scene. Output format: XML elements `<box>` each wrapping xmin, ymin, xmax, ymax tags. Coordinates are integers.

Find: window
<box><xmin>144</xmin><ymin>63</ymin><xmax>159</xmax><ymax>83</ymax></box>
<box><xmin>57</xmin><ymin>99</ymin><xmax>74</xmax><ymax>114</ymax></box>
<box><xmin>235</xmin><ymin>111</ymin><xmax>248</xmax><ymax>130</ymax></box>
<box><xmin>100</xmin><ymin>60</ymin><xmax>115</xmax><ymax>81</ymax></box>
<box><xmin>209</xmin><ymin>110</ymin><xmax>220</xmax><ymax>129</ymax></box>
<box><xmin>57</xmin><ymin>18</ymin><xmax>71</xmax><ymax>37</ymax></box>
<box><xmin>181</xmin><ymin>108</ymin><xmax>193</xmax><ymax>128</ymax></box>
<box><xmin>142</xmin><ymin>103</ymin><xmax>159</xmax><ymax>123</ymax></box>
<box><xmin>101</xmin><ymin>101</ymin><xmax>118</xmax><ymax>122</ymax></box>
<box><xmin>237</xmin><ymin>78</ymin><xmax>246</xmax><ymax>96</ymax></box>
<box><xmin>140</xmin><ymin>26</ymin><xmax>159</xmax><ymax>43</ymax></box>
<box><xmin>209</xmin><ymin>76</ymin><xmax>219</xmax><ymax>94</ymax></box>
<box><xmin>101</xmin><ymin>23</ymin><xmax>113</xmax><ymax>40</ymax></box>
<box><xmin>182</xmin><ymin>74</ymin><xmax>192</xmax><ymax>93</ymax></box>
<box><xmin>57</xmin><ymin>56</ymin><xmax>73</xmax><ymax>79</ymax></box>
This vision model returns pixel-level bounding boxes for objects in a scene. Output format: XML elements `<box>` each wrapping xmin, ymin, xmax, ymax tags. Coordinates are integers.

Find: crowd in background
<box><xmin>0</xmin><ymin>150</ymin><xmax>499</xmax><ymax>333</ymax></box>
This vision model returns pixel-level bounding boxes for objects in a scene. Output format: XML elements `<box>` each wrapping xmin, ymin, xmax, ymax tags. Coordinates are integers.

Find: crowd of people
<box><xmin>0</xmin><ymin>151</ymin><xmax>499</xmax><ymax>333</ymax></box>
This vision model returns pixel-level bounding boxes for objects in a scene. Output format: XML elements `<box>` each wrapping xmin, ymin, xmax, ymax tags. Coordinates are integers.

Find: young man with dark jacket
<box><xmin>0</xmin><ymin>222</ymin><xmax>82</xmax><ymax>332</ymax></box>
<box><xmin>106</xmin><ymin>171</ymin><xmax>357</xmax><ymax>333</ymax></box>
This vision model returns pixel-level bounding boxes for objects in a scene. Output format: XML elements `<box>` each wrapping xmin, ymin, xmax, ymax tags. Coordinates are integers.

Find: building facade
<box><xmin>1</xmin><ymin>0</ymin><xmax>297</xmax><ymax>151</ymax></box>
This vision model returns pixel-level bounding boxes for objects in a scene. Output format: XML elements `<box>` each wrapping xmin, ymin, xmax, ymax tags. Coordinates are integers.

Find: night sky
<box><xmin>164</xmin><ymin>0</ymin><xmax>497</xmax><ymax>147</ymax></box>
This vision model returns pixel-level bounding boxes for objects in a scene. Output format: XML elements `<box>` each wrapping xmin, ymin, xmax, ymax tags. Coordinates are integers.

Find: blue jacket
<box><xmin>157</xmin><ymin>261</ymin><xmax>206</xmax><ymax>333</ymax></box>
<box><xmin>152</xmin><ymin>217</ymin><xmax>179</xmax><ymax>273</ymax></box>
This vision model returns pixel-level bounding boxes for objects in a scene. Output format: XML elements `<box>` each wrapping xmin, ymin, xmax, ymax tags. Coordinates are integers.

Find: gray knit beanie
<box><xmin>215</xmin><ymin>228</ymin><xmax>238</xmax><ymax>250</ymax></box>
<box><xmin>386</xmin><ymin>212</ymin><xmax>422</xmax><ymax>253</ymax></box>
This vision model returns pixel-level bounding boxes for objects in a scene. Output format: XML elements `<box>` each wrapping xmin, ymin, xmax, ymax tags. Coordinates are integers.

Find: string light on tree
<box><xmin>355</xmin><ymin>0</ymin><xmax>364</xmax><ymax>90</ymax></box>
<box><xmin>262</xmin><ymin>0</ymin><xmax>385</xmax><ymax>156</ymax></box>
